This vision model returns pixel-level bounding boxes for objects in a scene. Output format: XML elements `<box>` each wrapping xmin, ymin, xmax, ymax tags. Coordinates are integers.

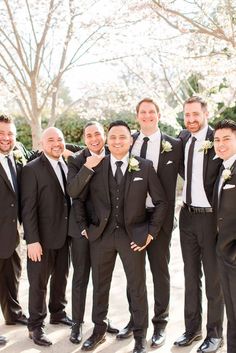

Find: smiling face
<box><xmin>136</xmin><ymin>101</ymin><xmax>160</xmax><ymax>135</ymax></box>
<box><xmin>184</xmin><ymin>102</ymin><xmax>208</xmax><ymax>133</ymax></box>
<box><xmin>214</xmin><ymin>128</ymin><xmax>236</xmax><ymax>161</ymax></box>
<box><xmin>107</xmin><ymin>125</ymin><xmax>133</xmax><ymax>160</ymax></box>
<box><xmin>0</xmin><ymin>121</ymin><xmax>16</xmax><ymax>155</ymax></box>
<box><xmin>41</xmin><ymin>127</ymin><xmax>65</xmax><ymax>160</ymax></box>
<box><xmin>84</xmin><ymin>123</ymin><xmax>105</xmax><ymax>154</ymax></box>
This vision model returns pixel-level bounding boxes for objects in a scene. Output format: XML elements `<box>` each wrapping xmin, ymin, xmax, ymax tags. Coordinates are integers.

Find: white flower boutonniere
<box><xmin>222</xmin><ymin>168</ymin><xmax>232</xmax><ymax>181</ymax></box>
<box><xmin>161</xmin><ymin>140</ymin><xmax>172</xmax><ymax>153</ymax></box>
<box><xmin>13</xmin><ymin>150</ymin><xmax>26</xmax><ymax>166</ymax></box>
<box><xmin>198</xmin><ymin>140</ymin><xmax>213</xmax><ymax>154</ymax></box>
<box><xmin>128</xmin><ymin>156</ymin><xmax>140</xmax><ymax>172</ymax></box>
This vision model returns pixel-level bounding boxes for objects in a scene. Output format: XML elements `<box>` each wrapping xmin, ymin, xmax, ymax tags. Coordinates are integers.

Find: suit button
<box><xmin>104</xmin><ymin>218</ymin><xmax>108</xmax><ymax>221</ymax></box>
<box><xmin>218</xmin><ymin>218</ymin><xmax>223</xmax><ymax>221</ymax></box>
<box><xmin>116</xmin><ymin>206</ymin><xmax>119</xmax><ymax>209</ymax></box>
<box><xmin>11</xmin><ymin>203</ymin><xmax>14</xmax><ymax>207</ymax></box>
<box><xmin>64</xmin><ymin>203</ymin><xmax>67</xmax><ymax>207</ymax></box>
<box><xmin>115</xmin><ymin>225</ymin><xmax>119</xmax><ymax>229</ymax></box>
<box><xmin>65</xmin><ymin>216</ymin><xmax>67</xmax><ymax>220</ymax></box>
<box><xmin>12</xmin><ymin>219</ymin><xmax>16</xmax><ymax>223</ymax></box>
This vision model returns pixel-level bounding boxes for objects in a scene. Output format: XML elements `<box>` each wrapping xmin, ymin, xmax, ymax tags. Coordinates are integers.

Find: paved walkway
<box><xmin>0</xmin><ymin>212</ymin><xmax>226</xmax><ymax>352</ymax></box>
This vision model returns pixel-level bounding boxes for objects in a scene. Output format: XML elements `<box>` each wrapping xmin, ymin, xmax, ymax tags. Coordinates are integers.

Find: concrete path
<box><xmin>0</xmin><ymin>213</ymin><xmax>227</xmax><ymax>352</ymax></box>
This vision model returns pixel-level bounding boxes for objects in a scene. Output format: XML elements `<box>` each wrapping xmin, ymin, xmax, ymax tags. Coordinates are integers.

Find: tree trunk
<box><xmin>30</xmin><ymin>118</ymin><xmax>42</xmax><ymax>150</ymax></box>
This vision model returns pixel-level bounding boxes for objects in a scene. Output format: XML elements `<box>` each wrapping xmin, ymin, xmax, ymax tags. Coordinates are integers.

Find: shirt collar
<box><xmin>223</xmin><ymin>154</ymin><xmax>236</xmax><ymax>169</ymax></box>
<box><xmin>191</xmin><ymin>124</ymin><xmax>208</xmax><ymax>141</ymax></box>
<box><xmin>44</xmin><ymin>153</ymin><xmax>63</xmax><ymax>168</ymax></box>
<box><xmin>110</xmin><ymin>153</ymin><xmax>129</xmax><ymax>166</ymax></box>
<box><xmin>139</xmin><ymin>129</ymin><xmax>161</xmax><ymax>142</ymax></box>
<box><xmin>90</xmin><ymin>148</ymin><xmax>105</xmax><ymax>157</ymax></box>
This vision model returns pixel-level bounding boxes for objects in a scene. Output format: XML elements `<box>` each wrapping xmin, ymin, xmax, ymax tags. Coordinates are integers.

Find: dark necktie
<box><xmin>115</xmin><ymin>161</ymin><xmax>123</xmax><ymax>185</ymax></box>
<box><xmin>140</xmin><ymin>137</ymin><xmax>149</xmax><ymax>158</ymax></box>
<box><xmin>6</xmin><ymin>156</ymin><xmax>18</xmax><ymax>194</ymax></box>
<box><xmin>58</xmin><ymin>161</ymin><xmax>71</xmax><ymax>209</ymax></box>
<box><xmin>218</xmin><ymin>164</ymin><xmax>225</xmax><ymax>197</ymax></box>
<box><xmin>186</xmin><ymin>136</ymin><xmax>197</xmax><ymax>205</ymax></box>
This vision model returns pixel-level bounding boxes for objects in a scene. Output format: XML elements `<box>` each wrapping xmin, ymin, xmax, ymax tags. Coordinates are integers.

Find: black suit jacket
<box><xmin>179</xmin><ymin>126</ymin><xmax>222</xmax><ymax>206</ymax></box>
<box><xmin>0</xmin><ymin>152</ymin><xmax>24</xmax><ymax>258</ymax></box>
<box><xmin>213</xmin><ymin>161</ymin><xmax>236</xmax><ymax>264</ymax></box>
<box><xmin>21</xmin><ymin>153</ymin><xmax>70</xmax><ymax>249</ymax></box>
<box><xmin>132</xmin><ymin>131</ymin><xmax>182</xmax><ymax>233</ymax></box>
<box><xmin>76</xmin><ymin>155</ymin><xmax>168</xmax><ymax>246</ymax></box>
<box><xmin>67</xmin><ymin>147</ymin><xmax>110</xmax><ymax>238</ymax></box>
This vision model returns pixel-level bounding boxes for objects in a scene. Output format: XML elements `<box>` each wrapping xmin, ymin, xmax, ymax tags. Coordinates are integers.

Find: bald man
<box><xmin>21</xmin><ymin>127</ymin><xmax>72</xmax><ymax>347</ymax></box>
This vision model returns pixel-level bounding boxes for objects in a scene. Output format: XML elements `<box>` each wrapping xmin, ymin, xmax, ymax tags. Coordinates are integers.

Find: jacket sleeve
<box><xmin>21</xmin><ymin>165</ymin><xmax>40</xmax><ymax>244</ymax></box>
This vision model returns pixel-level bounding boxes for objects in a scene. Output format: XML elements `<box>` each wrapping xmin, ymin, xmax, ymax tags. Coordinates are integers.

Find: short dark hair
<box><xmin>83</xmin><ymin>121</ymin><xmax>104</xmax><ymax>135</ymax></box>
<box><xmin>183</xmin><ymin>96</ymin><xmax>208</xmax><ymax>111</ymax></box>
<box><xmin>0</xmin><ymin>114</ymin><xmax>14</xmax><ymax>124</ymax></box>
<box><xmin>214</xmin><ymin>119</ymin><xmax>236</xmax><ymax>132</ymax></box>
<box><xmin>108</xmin><ymin>120</ymin><xmax>131</xmax><ymax>133</ymax></box>
<box><xmin>136</xmin><ymin>98</ymin><xmax>160</xmax><ymax>114</ymax></box>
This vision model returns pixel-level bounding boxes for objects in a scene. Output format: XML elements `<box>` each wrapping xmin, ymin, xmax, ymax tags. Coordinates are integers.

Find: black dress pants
<box><xmin>27</xmin><ymin>241</ymin><xmax>70</xmax><ymax>331</ymax></box>
<box><xmin>90</xmin><ymin>228</ymin><xmax>148</xmax><ymax>338</ymax></box>
<box><xmin>179</xmin><ymin>207</ymin><xmax>224</xmax><ymax>337</ymax></box>
<box><xmin>71</xmin><ymin>236</ymin><xmax>90</xmax><ymax>324</ymax></box>
<box><xmin>218</xmin><ymin>256</ymin><xmax>236</xmax><ymax>353</ymax></box>
<box><xmin>0</xmin><ymin>249</ymin><xmax>23</xmax><ymax>322</ymax></box>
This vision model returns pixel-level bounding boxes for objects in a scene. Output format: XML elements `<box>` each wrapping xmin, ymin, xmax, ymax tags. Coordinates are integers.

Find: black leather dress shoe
<box><xmin>116</xmin><ymin>322</ymin><xmax>133</xmax><ymax>339</ymax></box>
<box><xmin>197</xmin><ymin>337</ymin><xmax>223</xmax><ymax>352</ymax></box>
<box><xmin>70</xmin><ymin>323</ymin><xmax>82</xmax><ymax>344</ymax></box>
<box><xmin>107</xmin><ymin>319</ymin><xmax>119</xmax><ymax>334</ymax></box>
<box><xmin>50</xmin><ymin>315</ymin><xmax>73</xmax><ymax>326</ymax></box>
<box><xmin>133</xmin><ymin>337</ymin><xmax>146</xmax><ymax>353</ymax></box>
<box><xmin>29</xmin><ymin>327</ymin><xmax>52</xmax><ymax>346</ymax></box>
<box><xmin>81</xmin><ymin>333</ymin><xmax>106</xmax><ymax>351</ymax></box>
<box><xmin>6</xmin><ymin>313</ymin><xmax>28</xmax><ymax>325</ymax></box>
<box><xmin>0</xmin><ymin>336</ymin><xmax>7</xmax><ymax>345</ymax></box>
<box><xmin>174</xmin><ymin>331</ymin><xmax>202</xmax><ymax>347</ymax></box>
<box><xmin>151</xmin><ymin>328</ymin><xmax>166</xmax><ymax>348</ymax></box>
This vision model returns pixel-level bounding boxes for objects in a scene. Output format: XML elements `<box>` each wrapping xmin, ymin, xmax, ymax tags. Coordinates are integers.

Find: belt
<box><xmin>183</xmin><ymin>202</ymin><xmax>213</xmax><ymax>214</ymax></box>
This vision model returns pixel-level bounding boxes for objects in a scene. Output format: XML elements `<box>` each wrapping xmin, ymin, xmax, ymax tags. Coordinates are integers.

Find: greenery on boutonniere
<box><xmin>161</xmin><ymin>140</ymin><xmax>172</xmax><ymax>153</ymax></box>
<box><xmin>128</xmin><ymin>156</ymin><xmax>140</xmax><ymax>172</ymax></box>
<box><xmin>222</xmin><ymin>168</ymin><xmax>232</xmax><ymax>181</ymax></box>
<box><xmin>198</xmin><ymin>140</ymin><xmax>213</xmax><ymax>154</ymax></box>
<box><xmin>13</xmin><ymin>150</ymin><xmax>27</xmax><ymax>165</ymax></box>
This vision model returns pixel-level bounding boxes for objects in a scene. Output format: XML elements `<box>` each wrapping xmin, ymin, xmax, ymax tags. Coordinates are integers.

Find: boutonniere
<box><xmin>198</xmin><ymin>140</ymin><xmax>213</xmax><ymax>154</ymax></box>
<box><xmin>161</xmin><ymin>140</ymin><xmax>172</xmax><ymax>153</ymax></box>
<box><xmin>128</xmin><ymin>156</ymin><xmax>140</xmax><ymax>172</ymax></box>
<box><xmin>13</xmin><ymin>150</ymin><xmax>26</xmax><ymax>165</ymax></box>
<box><xmin>222</xmin><ymin>168</ymin><xmax>232</xmax><ymax>181</ymax></box>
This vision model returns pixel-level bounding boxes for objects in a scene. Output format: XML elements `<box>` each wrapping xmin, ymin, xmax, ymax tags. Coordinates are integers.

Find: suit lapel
<box><xmin>203</xmin><ymin>127</ymin><xmax>214</xmax><ymax>182</ymax></box>
<box><xmin>0</xmin><ymin>162</ymin><xmax>15</xmax><ymax>193</ymax></box>
<box><xmin>41</xmin><ymin>154</ymin><xmax>64</xmax><ymax>194</ymax></box>
<box><xmin>157</xmin><ymin>133</ymin><xmax>167</xmax><ymax>173</ymax></box>
<box><xmin>102</xmin><ymin>156</ymin><xmax>110</xmax><ymax>202</ymax></box>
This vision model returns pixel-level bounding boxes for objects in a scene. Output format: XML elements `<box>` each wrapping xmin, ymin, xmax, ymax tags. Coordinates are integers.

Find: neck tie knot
<box><xmin>140</xmin><ymin>137</ymin><xmax>149</xmax><ymax>158</ymax></box>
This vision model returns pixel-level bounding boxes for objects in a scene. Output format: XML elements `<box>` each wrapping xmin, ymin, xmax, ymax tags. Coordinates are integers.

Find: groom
<box><xmin>76</xmin><ymin>120</ymin><xmax>168</xmax><ymax>353</ymax></box>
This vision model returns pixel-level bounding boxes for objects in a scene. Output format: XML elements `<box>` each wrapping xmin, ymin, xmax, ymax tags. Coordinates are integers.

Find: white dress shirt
<box><xmin>131</xmin><ymin>130</ymin><xmax>161</xmax><ymax>172</ymax></box>
<box><xmin>182</xmin><ymin>125</ymin><xmax>211</xmax><ymax>207</ymax></box>
<box><xmin>44</xmin><ymin>154</ymin><xmax>68</xmax><ymax>193</ymax></box>
<box><xmin>110</xmin><ymin>153</ymin><xmax>129</xmax><ymax>176</ymax></box>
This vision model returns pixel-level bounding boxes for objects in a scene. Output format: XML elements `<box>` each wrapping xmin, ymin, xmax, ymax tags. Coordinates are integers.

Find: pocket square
<box><xmin>223</xmin><ymin>184</ymin><xmax>235</xmax><ymax>190</ymax></box>
<box><xmin>166</xmin><ymin>160</ymin><xmax>173</xmax><ymax>165</ymax></box>
<box><xmin>133</xmin><ymin>177</ymin><xmax>143</xmax><ymax>181</ymax></box>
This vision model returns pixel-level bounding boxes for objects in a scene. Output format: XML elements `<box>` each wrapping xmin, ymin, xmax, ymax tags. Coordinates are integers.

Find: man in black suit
<box><xmin>76</xmin><ymin>121</ymin><xmax>168</xmax><ymax>353</ymax></box>
<box><xmin>0</xmin><ymin>115</ymin><xmax>29</xmax><ymax>345</ymax></box>
<box><xmin>117</xmin><ymin>98</ymin><xmax>182</xmax><ymax>348</ymax></box>
<box><xmin>213</xmin><ymin>119</ymin><xmax>236</xmax><ymax>353</ymax></box>
<box><xmin>67</xmin><ymin>121</ymin><xmax>118</xmax><ymax>344</ymax></box>
<box><xmin>21</xmin><ymin>127</ymin><xmax>72</xmax><ymax>347</ymax></box>
<box><xmin>174</xmin><ymin>96</ymin><xmax>224</xmax><ymax>353</ymax></box>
